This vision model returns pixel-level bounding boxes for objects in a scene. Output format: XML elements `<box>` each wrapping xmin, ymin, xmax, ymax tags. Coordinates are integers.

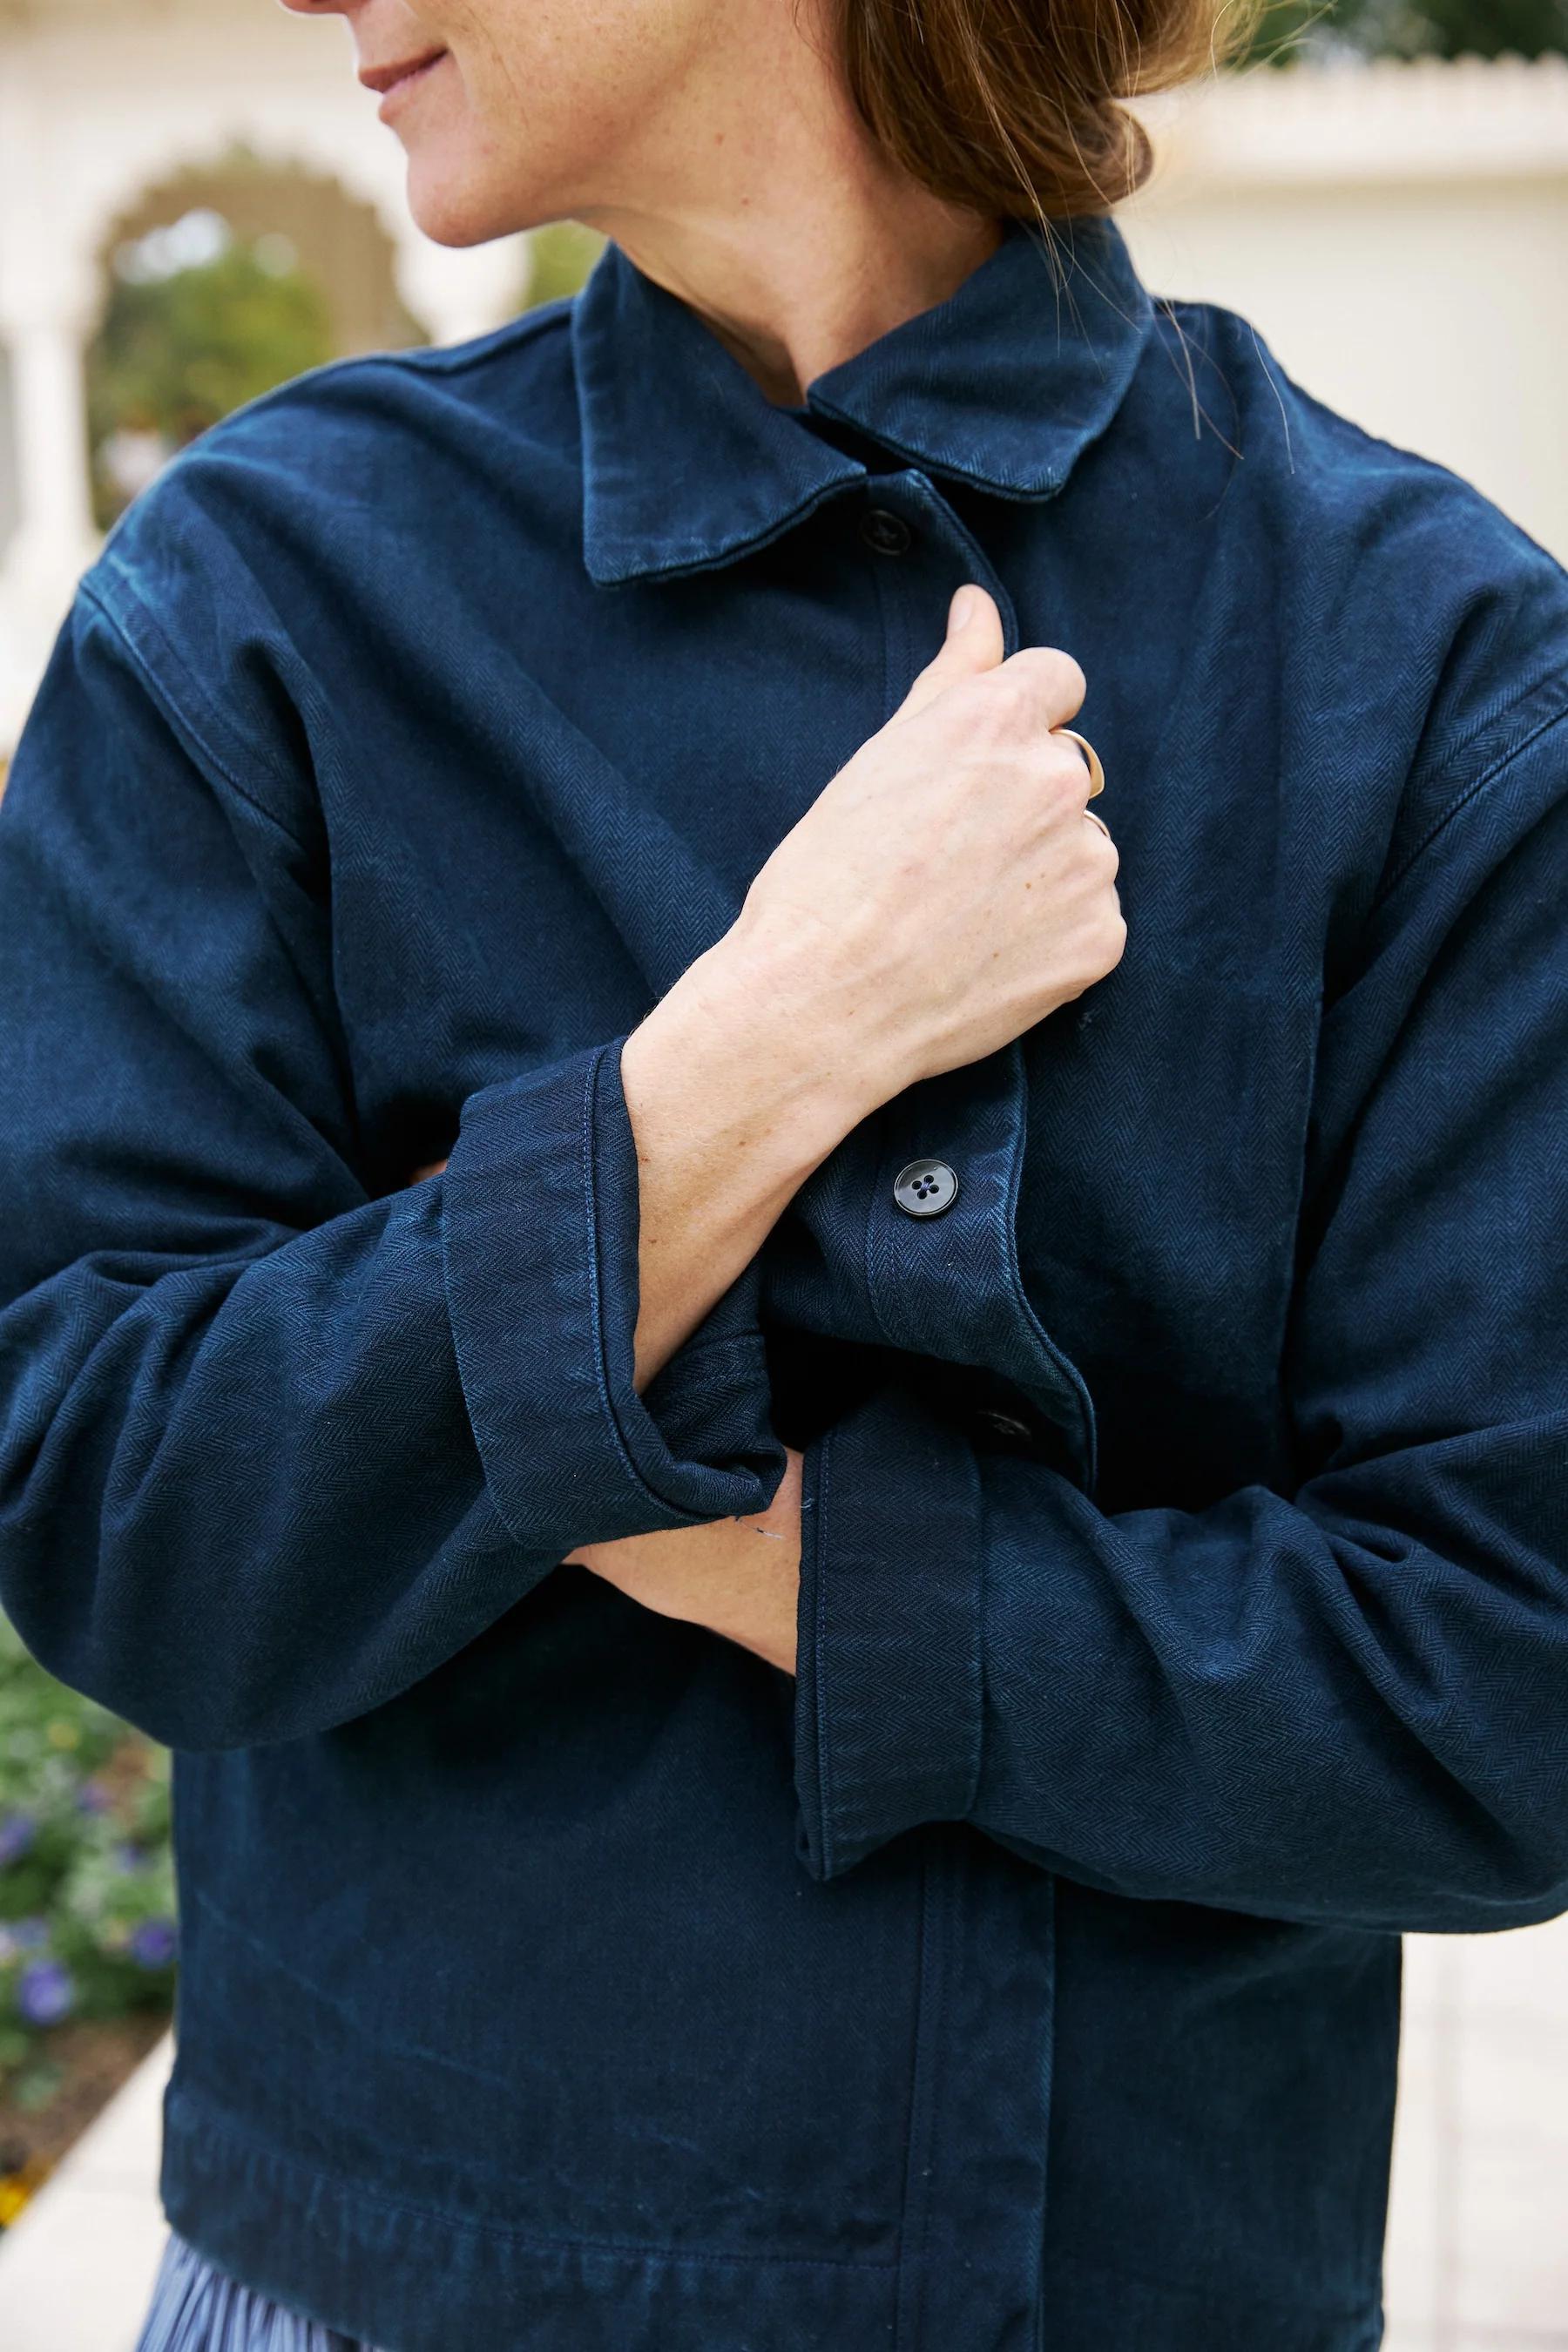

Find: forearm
<box><xmin>618</xmin><ymin>934</ymin><xmax>868</xmax><ymax>1390</ymax></box>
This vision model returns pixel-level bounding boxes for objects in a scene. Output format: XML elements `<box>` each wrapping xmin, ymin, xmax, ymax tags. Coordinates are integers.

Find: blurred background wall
<box><xmin>1119</xmin><ymin>55</ymin><xmax>1568</xmax><ymax>564</ymax></box>
<box><xmin>0</xmin><ymin>5</ymin><xmax>1566</xmax><ymax>2349</ymax></box>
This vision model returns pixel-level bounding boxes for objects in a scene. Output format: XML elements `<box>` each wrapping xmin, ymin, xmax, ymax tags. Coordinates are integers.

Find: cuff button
<box><xmin>893</xmin><ymin>1158</ymin><xmax>959</xmax><ymax>1218</ymax></box>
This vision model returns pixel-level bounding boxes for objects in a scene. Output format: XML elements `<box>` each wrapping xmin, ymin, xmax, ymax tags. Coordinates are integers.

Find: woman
<box><xmin>3</xmin><ymin>0</ymin><xmax>1566</xmax><ymax>2342</ymax></box>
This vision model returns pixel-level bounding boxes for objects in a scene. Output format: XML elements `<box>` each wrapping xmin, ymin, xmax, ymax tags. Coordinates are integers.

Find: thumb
<box><xmin>893</xmin><ymin>584</ymin><xmax>1005</xmax><ymax>724</ymax></box>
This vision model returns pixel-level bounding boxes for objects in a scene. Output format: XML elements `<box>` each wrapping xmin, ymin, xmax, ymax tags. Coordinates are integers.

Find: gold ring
<box><xmin>1051</xmin><ymin>726</ymin><xmax>1105</xmax><ymax>798</ymax></box>
<box><xmin>1084</xmin><ymin>809</ymin><xmax>1112</xmax><ymax>840</ymax></box>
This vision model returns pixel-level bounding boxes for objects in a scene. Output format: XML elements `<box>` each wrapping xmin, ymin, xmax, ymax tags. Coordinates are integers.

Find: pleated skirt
<box><xmin>132</xmin><ymin>2227</ymin><xmax>392</xmax><ymax>2352</ymax></box>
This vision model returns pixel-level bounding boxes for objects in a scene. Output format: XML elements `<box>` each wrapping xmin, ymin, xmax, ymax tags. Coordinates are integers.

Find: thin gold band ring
<box><xmin>1050</xmin><ymin>726</ymin><xmax>1105</xmax><ymax>799</ymax></box>
<box><xmin>1049</xmin><ymin>724</ymin><xmax>1110</xmax><ymax>836</ymax></box>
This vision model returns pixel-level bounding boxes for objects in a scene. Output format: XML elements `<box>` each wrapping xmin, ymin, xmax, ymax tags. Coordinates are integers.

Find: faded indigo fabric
<box><xmin>2</xmin><ymin>210</ymin><xmax>1567</xmax><ymax>2351</ymax></box>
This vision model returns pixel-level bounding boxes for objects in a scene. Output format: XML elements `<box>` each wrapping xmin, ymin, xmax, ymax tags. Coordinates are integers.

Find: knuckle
<box><xmin>1041</xmin><ymin>742</ymin><xmax>1091</xmax><ymax>807</ymax></box>
<box><xmin>960</xmin><ymin>673</ymin><xmax>1030</xmax><ymax>747</ymax></box>
<box><xmin>992</xmin><ymin>649</ymin><xmax>1042</xmax><ymax>710</ymax></box>
<box><xmin>1051</xmin><ymin>733</ymin><xmax>1092</xmax><ymax>787</ymax></box>
<box><xmin>937</xmin><ymin>672</ymin><xmax>1000</xmax><ymax>727</ymax></box>
<box><xmin>988</xmin><ymin>669</ymin><xmax>1035</xmax><ymax>727</ymax></box>
<box><xmin>1009</xmin><ymin>643</ymin><xmax>1086</xmax><ymax>713</ymax></box>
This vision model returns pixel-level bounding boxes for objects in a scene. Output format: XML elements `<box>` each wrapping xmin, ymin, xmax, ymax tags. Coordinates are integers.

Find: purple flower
<box><xmin>75</xmin><ymin>1780</ymin><xmax>113</xmax><ymax>1815</ymax></box>
<box><xmin>0</xmin><ymin>1814</ymin><xmax>35</xmax><ymax>1868</ymax></box>
<box><xmin>17</xmin><ymin>1958</ymin><xmax>74</xmax><ymax>2025</ymax></box>
<box><xmin>112</xmin><ymin>1842</ymin><xmax>145</xmax><ymax>1873</ymax></box>
<box><xmin>129</xmin><ymin>1917</ymin><xmax>177</xmax><ymax>1969</ymax></box>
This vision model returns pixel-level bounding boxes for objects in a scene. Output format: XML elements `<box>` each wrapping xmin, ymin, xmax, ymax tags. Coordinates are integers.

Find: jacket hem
<box><xmin>159</xmin><ymin>2078</ymin><xmax>901</xmax><ymax>2352</ymax></box>
<box><xmin>1041</xmin><ymin>2247</ymin><xmax>1385</xmax><ymax>2351</ymax></box>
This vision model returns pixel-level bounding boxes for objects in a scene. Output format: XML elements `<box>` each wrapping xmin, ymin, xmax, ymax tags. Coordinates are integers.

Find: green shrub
<box><xmin>521</xmin><ymin>220</ymin><xmax>607</xmax><ymax>310</ymax></box>
<box><xmin>0</xmin><ymin>1614</ymin><xmax>175</xmax><ymax>2114</ymax></box>
<box><xmin>1249</xmin><ymin>0</ymin><xmax>1568</xmax><ymax>62</ymax></box>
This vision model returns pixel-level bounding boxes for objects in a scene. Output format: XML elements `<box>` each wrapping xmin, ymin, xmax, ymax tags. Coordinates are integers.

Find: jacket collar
<box><xmin>571</xmin><ymin>209</ymin><xmax>1155</xmax><ymax>587</ymax></box>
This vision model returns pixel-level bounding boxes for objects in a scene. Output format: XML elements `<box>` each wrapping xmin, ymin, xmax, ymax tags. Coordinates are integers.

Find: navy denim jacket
<box><xmin>2</xmin><ymin>211</ymin><xmax>1567</xmax><ymax>2352</ymax></box>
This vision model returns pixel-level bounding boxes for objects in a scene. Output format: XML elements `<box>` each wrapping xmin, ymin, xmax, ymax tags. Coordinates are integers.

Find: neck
<box><xmin>570</xmin><ymin>13</ymin><xmax>1004</xmax><ymax>406</ymax></box>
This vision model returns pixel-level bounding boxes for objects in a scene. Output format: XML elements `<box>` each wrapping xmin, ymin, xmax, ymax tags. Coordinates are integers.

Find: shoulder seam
<box><xmin>78</xmin><ymin>574</ymin><xmax>314</xmax><ymax>855</ymax></box>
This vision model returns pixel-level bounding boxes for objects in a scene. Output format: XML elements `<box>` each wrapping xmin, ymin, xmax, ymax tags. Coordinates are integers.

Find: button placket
<box><xmin>821</xmin><ymin>471</ymin><xmax>1098</xmax><ymax>1489</ymax></box>
<box><xmin>868</xmin><ymin>1050</ymin><xmax>1098</xmax><ymax>1492</ymax></box>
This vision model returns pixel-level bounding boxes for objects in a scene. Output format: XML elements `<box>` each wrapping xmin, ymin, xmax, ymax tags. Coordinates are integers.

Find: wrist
<box><xmin>630</xmin><ymin>931</ymin><xmax>874</xmax><ymax>1180</ymax></box>
<box><xmin>698</xmin><ymin>916</ymin><xmax>906</xmax><ymax>1124</ymax></box>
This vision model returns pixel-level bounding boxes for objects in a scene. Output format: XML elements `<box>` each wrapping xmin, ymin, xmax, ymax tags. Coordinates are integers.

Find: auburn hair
<box><xmin>837</xmin><ymin>0</ymin><xmax>1262</xmax><ymax>224</ymax></box>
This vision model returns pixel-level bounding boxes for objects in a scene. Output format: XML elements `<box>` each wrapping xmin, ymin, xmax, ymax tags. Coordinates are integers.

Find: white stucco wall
<box><xmin>1119</xmin><ymin>57</ymin><xmax>1568</xmax><ymax>569</ymax></box>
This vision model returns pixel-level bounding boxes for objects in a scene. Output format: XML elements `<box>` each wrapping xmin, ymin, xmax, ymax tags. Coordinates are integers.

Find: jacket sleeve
<box><xmin>794</xmin><ymin>678</ymin><xmax>1568</xmax><ymax>1934</ymax></box>
<box><xmin>0</xmin><ymin>578</ymin><xmax>782</xmax><ymax>1753</ymax></box>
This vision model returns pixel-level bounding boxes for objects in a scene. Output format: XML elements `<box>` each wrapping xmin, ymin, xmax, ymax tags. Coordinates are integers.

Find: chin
<box><xmin>404</xmin><ymin>157</ymin><xmax>539</xmax><ymax>249</ymax></box>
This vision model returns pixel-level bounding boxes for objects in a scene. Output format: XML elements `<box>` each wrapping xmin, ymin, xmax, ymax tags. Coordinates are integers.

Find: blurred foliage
<box><xmin>521</xmin><ymin>219</ymin><xmax>608</xmax><ymax>311</ymax></box>
<box><xmin>1247</xmin><ymin>0</ymin><xmax>1568</xmax><ymax>61</ymax></box>
<box><xmin>0</xmin><ymin>1614</ymin><xmax>175</xmax><ymax>2119</ymax></box>
<box><xmin>85</xmin><ymin>225</ymin><xmax>334</xmax><ymax>529</ymax></box>
<box><xmin>83</xmin><ymin>212</ymin><xmax>603</xmax><ymax>524</ymax></box>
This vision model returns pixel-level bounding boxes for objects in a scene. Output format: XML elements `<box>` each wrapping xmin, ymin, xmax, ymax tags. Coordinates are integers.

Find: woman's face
<box><xmin>276</xmin><ymin>0</ymin><xmax>793</xmax><ymax>248</ymax></box>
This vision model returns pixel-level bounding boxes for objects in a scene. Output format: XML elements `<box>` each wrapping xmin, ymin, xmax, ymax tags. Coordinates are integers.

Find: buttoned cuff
<box><xmin>794</xmin><ymin>1380</ymin><xmax>984</xmax><ymax>1882</ymax></box>
<box><xmin>442</xmin><ymin>1034</ymin><xmax>784</xmax><ymax>1551</ymax></box>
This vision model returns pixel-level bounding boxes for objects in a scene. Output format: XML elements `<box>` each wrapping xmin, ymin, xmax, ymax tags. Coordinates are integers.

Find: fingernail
<box><xmin>949</xmin><ymin>585</ymin><xmax>978</xmax><ymax>632</ymax></box>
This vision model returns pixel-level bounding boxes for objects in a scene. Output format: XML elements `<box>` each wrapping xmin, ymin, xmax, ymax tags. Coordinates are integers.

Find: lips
<box><xmin>359</xmin><ymin>47</ymin><xmax>448</xmax><ymax>98</ymax></box>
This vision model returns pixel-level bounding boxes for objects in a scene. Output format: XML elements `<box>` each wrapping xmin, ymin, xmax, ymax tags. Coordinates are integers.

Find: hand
<box><xmin>564</xmin><ymin>1446</ymin><xmax>804</xmax><ymax>1675</ymax></box>
<box><xmin>714</xmin><ymin>582</ymin><xmax>1125</xmax><ymax>1112</ymax></box>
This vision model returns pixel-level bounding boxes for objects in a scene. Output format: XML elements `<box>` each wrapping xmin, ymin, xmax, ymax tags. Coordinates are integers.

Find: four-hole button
<box><xmin>893</xmin><ymin>1159</ymin><xmax>959</xmax><ymax>1218</ymax></box>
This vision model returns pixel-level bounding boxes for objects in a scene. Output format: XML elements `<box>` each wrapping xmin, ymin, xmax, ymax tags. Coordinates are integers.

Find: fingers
<box><xmin>1049</xmin><ymin>725</ymin><xmax>1104</xmax><ymax>798</ymax></box>
<box><xmin>894</xmin><ymin>583</ymin><xmax>1006</xmax><ymax>724</ymax></box>
<box><xmin>1001</xmin><ymin>644</ymin><xmax>1088</xmax><ymax>733</ymax></box>
<box><xmin>893</xmin><ymin>584</ymin><xmax>1090</xmax><ymax>752</ymax></box>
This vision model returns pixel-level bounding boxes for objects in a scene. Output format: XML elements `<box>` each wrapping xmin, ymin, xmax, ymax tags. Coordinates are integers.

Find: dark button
<box><xmin>893</xmin><ymin>1158</ymin><xmax>958</xmax><ymax>1218</ymax></box>
<box><xmin>859</xmin><ymin>507</ymin><xmax>914</xmax><ymax>557</ymax></box>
